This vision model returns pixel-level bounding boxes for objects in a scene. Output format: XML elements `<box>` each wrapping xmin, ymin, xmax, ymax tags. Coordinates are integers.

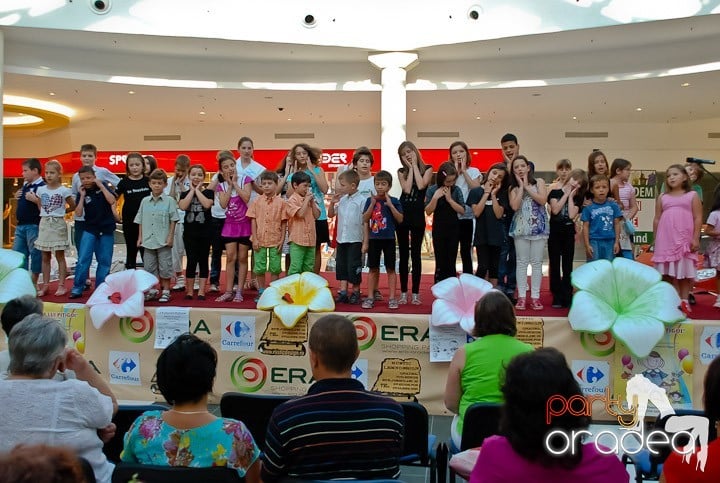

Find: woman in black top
<box><xmin>397</xmin><ymin>141</ymin><xmax>433</xmax><ymax>305</ymax></box>
<box><xmin>116</xmin><ymin>152</ymin><xmax>150</xmax><ymax>269</ymax></box>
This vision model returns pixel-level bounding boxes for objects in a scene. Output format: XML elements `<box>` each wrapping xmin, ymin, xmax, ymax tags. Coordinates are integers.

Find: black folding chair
<box><xmin>103</xmin><ymin>403</ymin><xmax>167</xmax><ymax>463</ymax></box>
<box><xmin>449</xmin><ymin>402</ymin><xmax>502</xmax><ymax>482</ymax></box>
<box><xmin>400</xmin><ymin>401</ymin><xmax>444</xmax><ymax>483</ymax></box>
<box><xmin>111</xmin><ymin>463</ymin><xmax>244</xmax><ymax>482</ymax></box>
<box><xmin>220</xmin><ymin>393</ymin><xmax>293</xmax><ymax>449</ymax></box>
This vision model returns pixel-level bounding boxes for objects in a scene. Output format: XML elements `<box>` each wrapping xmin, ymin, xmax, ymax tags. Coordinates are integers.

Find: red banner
<box><xmin>3</xmin><ymin>148</ymin><xmax>503</xmax><ymax>178</ymax></box>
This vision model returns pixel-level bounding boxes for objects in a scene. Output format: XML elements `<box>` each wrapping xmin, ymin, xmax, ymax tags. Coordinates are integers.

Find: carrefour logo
<box><xmin>351</xmin><ymin>316</ymin><xmax>377</xmax><ymax>351</ymax></box>
<box><xmin>230</xmin><ymin>356</ymin><xmax>267</xmax><ymax>393</ymax></box>
<box><xmin>119</xmin><ymin>311</ymin><xmax>154</xmax><ymax>343</ymax></box>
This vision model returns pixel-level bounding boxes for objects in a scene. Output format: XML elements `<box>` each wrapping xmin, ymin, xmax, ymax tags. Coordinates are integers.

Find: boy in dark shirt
<box><xmin>69</xmin><ymin>166</ymin><xmax>118</xmax><ymax>298</ymax></box>
<box><xmin>12</xmin><ymin>158</ymin><xmax>45</xmax><ymax>286</ymax></box>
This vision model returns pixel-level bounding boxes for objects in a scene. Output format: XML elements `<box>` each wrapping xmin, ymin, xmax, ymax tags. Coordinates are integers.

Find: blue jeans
<box><xmin>72</xmin><ymin>231</ymin><xmax>114</xmax><ymax>293</ymax></box>
<box><xmin>589</xmin><ymin>239</ymin><xmax>615</xmax><ymax>262</ymax></box>
<box><xmin>497</xmin><ymin>235</ymin><xmax>516</xmax><ymax>295</ymax></box>
<box><xmin>13</xmin><ymin>224</ymin><xmax>41</xmax><ymax>274</ymax></box>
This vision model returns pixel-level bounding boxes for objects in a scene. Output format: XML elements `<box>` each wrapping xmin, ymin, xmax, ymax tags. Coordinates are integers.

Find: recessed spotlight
<box><xmin>49</xmin><ymin>92</ymin><xmax>55</xmax><ymax>96</ymax></box>
<box><xmin>287</xmin><ymin>118</ymin><xmax>292</xmax><ymax>121</ymax></box>
<box><xmin>412</xmin><ymin>108</ymin><xmax>417</xmax><ymax>112</ymax></box>
<box><xmin>128</xmin><ymin>90</ymin><xmax>135</xmax><ymax>95</ymax></box>
<box><xmin>199</xmin><ymin>111</ymin><xmax>206</xmax><ymax>115</ymax></box>
<box><xmin>475</xmin><ymin>116</ymin><xmax>481</xmax><ymax>120</ymax></box>
<box><xmin>572</xmin><ymin>116</ymin><xmax>577</xmax><ymax>120</ymax></box>
<box><xmin>39</xmin><ymin>65</ymin><xmax>50</xmax><ymax>70</ymax></box>
<box><xmin>681</xmin><ymin>82</ymin><xmax>690</xmax><ymax>87</ymax></box>
<box><xmin>635</xmin><ymin>107</ymin><xmax>643</xmax><ymax>111</ymax></box>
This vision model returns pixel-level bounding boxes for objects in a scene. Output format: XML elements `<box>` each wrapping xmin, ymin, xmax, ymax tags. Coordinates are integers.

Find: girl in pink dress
<box><xmin>652</xmin><ymin>164</ymin><xmax>702</xmax><ymax>315</ymax></box>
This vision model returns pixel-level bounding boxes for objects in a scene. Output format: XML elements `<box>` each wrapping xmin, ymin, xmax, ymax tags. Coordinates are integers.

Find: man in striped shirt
<box><xmin>261</xmin><ymin>314</ymin><xmax>405</xmax><ymax>482</ymax></box>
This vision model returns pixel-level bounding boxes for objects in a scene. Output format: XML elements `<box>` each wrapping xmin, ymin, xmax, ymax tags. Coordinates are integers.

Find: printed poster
<box><xmin>631</xmin><ymin>170</ymin><xmax>657</xmax><ymax>245</ymax></box>
<box><xmin>154</xmin><ymin>307</ymin><xmax>190</xmax><ymax>349</ymax></box>
<box><xmin>220</xmin><ymin>314</ymin><xmax>256</xmax><ymax>352</ymax></box>
<box><xmin>43</xmin><ymin>302</ymin><xmax>87</xmax><ymax>353</ymax></box>
<box><xmin>613</xmin><ymin>322</ymin><xmax>694</xmax><ymax>412</ymax></box>
<box><xmin>429</xmin><ymin>323</ymin><xmax>468</xmax><ymax>362</ymax></box>
<box><xmin>108</xmin><ymin>350</ymin><xmax>141</xmax><ymax>386</ymax></box>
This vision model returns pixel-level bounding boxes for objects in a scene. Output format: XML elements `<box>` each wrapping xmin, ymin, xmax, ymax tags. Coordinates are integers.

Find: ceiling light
<box><xmin>199</xmin><ymin>111</ymin><xmax>206</xmax><ymax>115</ymax></box>
<box><xmin>475</xmin><ymin>116</ymin><xmax>481</xmax><ymax>120</ymax></box>
<box><xmin>287</xmin><ymin>118</ymin><xmax>292</xmax><ymax>121</ymax></box>
<box><xmin>681</xmin><ymin>82</ymin><xmax>690</xmax><ymax>87</ymax></box>
<box><xmin>635</xmin><ymin>107</ymin><xmax>643</xmax><ymax>111</ymax></box>
<box><xmin>412</xmin><ymin>108</ymin><xmax>417</xmax><ymax>112</ymax></box>
<box><xmin>109</xmin><ymin>76</ymin><xmax>217</xmax><ymax>89</ymax></box>
<box><xmin>4</xmin><ymin>95</ymin><xmax>75</xmax><ymax>117</ymax></box>
<box><xmin>572</xmin><ymin>116</ymin><xmax>577</xmax><ymax>120</ymax></box>
<box><xmin>128</xmin><ymin>90</ymin><xmax>135</xmax><ymax>94</ymax></box>
<box><xmin>49</xmin><ymin>92</ymin><xmax>55</xmax><ymax>96</ymax></box>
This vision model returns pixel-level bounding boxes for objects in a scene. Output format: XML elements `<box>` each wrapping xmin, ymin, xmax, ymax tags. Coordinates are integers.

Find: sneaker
<box><xmin>373</xmin><ymin>290</ymin><xmax>384</xmax><ymax>301</ymax></box>
<box><xmin>411</xmin><ymin>294</ymin><xmax>422</xmax><ymax>305</ymax></box>
<box><xmin>515</xmin><ymin>298</ymin><xmax>526</xmax><ymax>311</ymax></box>
<box><xmin>254</xmin><ymin>289</ymin><xmax>265</xmax><ymax>303</ymax></box>
<box><xmin>348</xmin><ymin>291</ymin><xmax>361</xmax><ymax>305</ymax></box>
<box><xmin>398</xmin><ymin>292</ymin><xmax>408</xmax><ymax>304</ymax></box>
<box><xmin>713</xmin><ymin>297</ymin><xmax>720</xmax><ymax>309</ymax></box>
<box><xmin>172</xmin><ymin>276</ymin><xmax>186</xmax><ymax>291</ymax></box>
<box><xmin>68</xmin><ymin>291</ymin><xmax>82</xmax><ymax>299</ymax></box>
<box><xmin>208</xmin><ymin>284</ymin><xmax>219</xmax><ymax>293</ymax></box>
<box><xmin>388</xmin><ymin>298</ymin><xmax>399</xmax><ymax>310</ymax></box>
<box><xmin>551</xmin><ymin>300</ymin><xmax>562</xmax><ymax>309</ymax></box>
<box><xmin>144</xmin><ymin>289</ymin><xmax>159</xmax><ymax>301</ymax></box>
<box><xmin>158</xmin><ymin>290</ymin><xmax>171</xmax><ymax>303</ymax></box>
<box><xmin>361</xmin><ymin>298</ymin><xmax>375</xmax><ymax>309</ymax></box>
<box><xmin>530</xmin><ymin>298</ymin><xmax>544</xmax><ymax>311</ymax></box>
<box><xmin>335</xmin><ymin>291</ymin><xmax>349</xmax><ymax>303</ymax></box>
<box><xmin>194</xmin><ymin>280</ymin><xmax>200</xmax><ymax>291</ymax></box>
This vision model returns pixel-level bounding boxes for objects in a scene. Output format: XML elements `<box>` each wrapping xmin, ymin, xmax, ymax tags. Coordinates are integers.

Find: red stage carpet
<box><xmin>42</xmin><ymin>273</ymin><xmax>720</xmax><ymax>320</ymax></box>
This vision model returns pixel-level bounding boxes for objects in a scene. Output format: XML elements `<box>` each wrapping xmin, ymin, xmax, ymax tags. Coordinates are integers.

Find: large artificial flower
<box><xmin>0</xmin><ymin>249</ymin><xmax>36</xmax><ymax>303</ymax></box>
<box><xmin>430</xmin><ymin>273</ymin><xmax>494</xmax><ymax>335</ymax></box>
<box><xmin>86</xmin><ymin>269</ymin><xmax>158</xmax><ymax>329</ymax></box>
<box><xmin>257</xmin><ymin>272</ymin><xmax>334</xmax><ymax>328</ymax></box>
<box><xmin>568</xmin><ymin>258</ymin><xmax>684</xmax><ymax>358</ymax></box>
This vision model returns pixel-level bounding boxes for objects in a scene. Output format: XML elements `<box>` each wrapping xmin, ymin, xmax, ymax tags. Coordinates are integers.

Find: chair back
<box><xmin>460</xmin><ymin>402</ymin><xmax>502</xmax><ymax>451</ymax></box>
<box><xmin>111</xmin><ymin>463</ymin><xmax>243</xmax><ymax>483</ymax></box>
<box><xmin>103</xmin><ymin>403</ymin><xmax>167</xmax><ymax>463</ymax></box>
<box><xmin>219</xmin><ymin>393</ymin><xmax>293</xmax><ymax>449</ymax></box>
<box><xmin>400</xmin><ymin>401</ymin><xmax>432</xmax><ymax>465</ymax></box>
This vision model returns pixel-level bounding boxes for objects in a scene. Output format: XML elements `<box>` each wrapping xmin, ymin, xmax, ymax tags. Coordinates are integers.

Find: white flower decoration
<box><xmin>568</xmin><ymin>258</ymin><xmax>684</xmax><ymax>358</ymax></box>
<box><xmin>85</xmin><ymin>269</ymin><xmax>158</xmax><ymax>329</ymax></box>
<box><xmin>430</xmin><ymin>273</ymin><xmax>494</xmax><ymax>335</ymax></box>
<box><xmin>0</xmin><ymin>249</ymin><xmax>37</xmax><ymax>303</ymax></box>
<box><xmin>257</xmin><ymin>272</ymin><xmax>335</xmax><ymax>328</ymax></box>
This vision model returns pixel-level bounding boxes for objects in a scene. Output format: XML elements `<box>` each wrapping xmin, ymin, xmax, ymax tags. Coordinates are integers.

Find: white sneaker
<box><xmin>172</xmin><ymin>275</ymin><xmax>186</xmax><ymax>291</ymax></box>
<box><xmin>194</xmin><ymin>280</ymin><xmax>200</xmax><ymax>291</ymax></box>
<box><xmin>714</xmin><ymin>297</ymin><xmax>720</xmax><ymax>309</ymax></box>
<box><xmin>398</xmin><ymin>292</ymin><xmax>408</xmax><ymax>304</ymax></box>
<box><xmin>411</xmin><ymin>293</ymin><xmax>422</xmax><ymax>305</ymax></box>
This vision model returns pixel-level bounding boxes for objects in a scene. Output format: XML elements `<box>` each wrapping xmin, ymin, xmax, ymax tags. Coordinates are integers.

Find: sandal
<box><xmin>233</xmin><ymin>291</ymin><xmax>244</xmax><ymax>303</ymax></box>
<box><xmin>216</xmin><ymin>292</ymin><xmax>234</xmax><ymax>303</ymax></box>
<box><xmin>411</xmin><ymin>294</ymin><xmax>422</xmax><ymax>305</ymax></box>
<box><xmin>158</xmin><ymin>291</ymin><xmax>171</xmax><ymax>303</ymax></box>
<box><xmin>361</xmin><ymin>298</ymin><xmax>375</xmax><ymax>309</ymax></box>
<box><xmin>144</xmin><ymin>289</ymin><xmax>159</xmax><ymax>301</ymax></box>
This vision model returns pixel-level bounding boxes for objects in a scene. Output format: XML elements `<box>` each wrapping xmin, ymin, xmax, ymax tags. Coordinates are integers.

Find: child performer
<box><xmin>116</xmin><ymin>152</ymin><xmax>150</xmax><ymax>269</ymax></box>
<box><xmin>610</xmin><ymin>158</ymin><xmax>638</xmax><ymax>260</ymax></box>
<box><xmin>247</xmin><ymin>171</ymin><xmax>288</xmax><ymax>301</ymax></box>
<box><xmin>166</xmin><ymin>155</ymin><xmax>191</xmax><ymax>291</ymax></box>
<box><xmin>425</xmin><ymin>162</ymin><xmax>465</xmax><ymax>283</ymax></box>
<box><xmin>582</xmin><ymin>174</ymin><xmax>623</xmax><ymax>263</ymax></box>
<box><xmin>178</xmin><ymin>164</ymin><xmax>214</xmax><ymax>300</ymax></box>
<box><xmin>216</xmin><ymin>155</ymin><xmax>253</xmax><ymax>303</ymax></box>
<box><xmin>450</xmin><ymin>141</ymin><xmax>482</xmax><ymax>274</ymax></box>
<box><xmin>32</xmin><ymin>160</ymin><xmax>75</xmax><ymax>296</ymax></box>
<box><xmin>509</xmin><ymin>156</ymin><xmax>548</xmax><ymax>311</ymax></box>
<box><xmin>548</xmin><ymin>164</ymin><xmax>587</xmax><ymax>308</ymax></box>
<box><xmin>328</xmin><ymin>169</ymin><xmax>365</xmax><ymax>304</ymax></box>
<box><xmin>652</xmin><ymin>164</ymin><xmax>702</xmax><ymax>315</ymax></box>
<box><xmin>362</xmin><ymin>171</ymin><xmax>404</xmax><ymax>310</ymax></box>
<box><xmin>135</xmin><ymin>169</ymin><xmax>179</xmax><ymax>303</ymax></box>
<box><xmin>704</xmin><ymin>190</ymin><xmax>720</xmax><ymax>309</ymax></box>
<box><xmin>466</xmin><ymin>163</ymin><xmax>509</xmax><ymax>285</ymax></box>
<box><xmin>286</xmin><ymin>171</ymin><xmax>320</xmax><ymax>275</ymax></box>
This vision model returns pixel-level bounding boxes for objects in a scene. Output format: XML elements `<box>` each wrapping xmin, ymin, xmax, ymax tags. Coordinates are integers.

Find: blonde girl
<box><xmin>509</xmin><ymin>156</ymin><xmax>549</xmax><ymax>311</ymax></box>
<box><xmin>397</xmin><ymin>141</ymin><xmax>433</xmax><ymax>305</ymax></box>
<box><xmin>32</xmin><ymin>160</ymin><xmax>75</xmax><ymax>296</ymax></box>
<box><xmin>652</xmin><ymin>164</ymin><xmax>702</xmax><ymax>315</ymax></box>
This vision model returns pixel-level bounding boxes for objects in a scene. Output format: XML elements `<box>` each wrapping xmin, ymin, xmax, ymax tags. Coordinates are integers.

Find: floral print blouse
<box><xmin>121</xmin><ymin>410</ymin><xmax>260</xmax><ymax>476</ymax></box>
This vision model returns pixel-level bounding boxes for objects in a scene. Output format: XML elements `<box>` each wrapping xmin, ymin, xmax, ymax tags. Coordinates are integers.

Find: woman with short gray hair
<box><xmin>0</xmin><ymin>315</ymin><xmax>117</xmax><ymax>483</ymax></box>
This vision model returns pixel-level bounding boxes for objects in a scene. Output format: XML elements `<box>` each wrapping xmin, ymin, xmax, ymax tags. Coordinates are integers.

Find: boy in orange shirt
<box><xmin>285</xmin><ymin>171</ymin><xmax>320</xmax><ymax>275</ymax></box>
<box><xmin>248</xmin><ymin>171</ymin><xmax>288</xmax><ymax>300</ymax></box>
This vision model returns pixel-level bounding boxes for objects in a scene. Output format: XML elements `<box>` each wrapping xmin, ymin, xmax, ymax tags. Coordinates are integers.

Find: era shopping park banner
<box><xmin>3</xmin><ymin>148</ymin><xmax>504</xmax><ymax>178</ymax></box>
<box><xmin>2</xmin><ymin>303</ymin><xmax>716</xmax><ymax>419</ymax></box>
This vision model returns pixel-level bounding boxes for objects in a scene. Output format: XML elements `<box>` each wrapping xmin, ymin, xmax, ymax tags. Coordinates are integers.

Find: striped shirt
<box><xmin>261</xmin><ymin>378</ymin><xmax>404</xmax><ymax>482</ymax></box>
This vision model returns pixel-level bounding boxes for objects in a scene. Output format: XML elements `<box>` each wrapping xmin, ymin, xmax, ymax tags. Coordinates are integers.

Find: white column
<box><xmin>368</xmin><ymin>52</ymin><xmax>418</xmax><ymax>196</ymax></box>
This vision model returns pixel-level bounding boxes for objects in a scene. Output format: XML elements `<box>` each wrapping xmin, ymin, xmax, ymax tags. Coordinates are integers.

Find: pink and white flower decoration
<box><xmin>0</xmin><ymin>249</ymin><xmax>36</xmax><ymax>303</ymax></box>
<box><xmin>430</xmin><ymin>274</ymin><xmax>494</xmax><ymax>335</ymax></box>
<box><xmin>85</xmin><ymin>269</ymin><xmax>158</xmax><ymax>329</ymax></box>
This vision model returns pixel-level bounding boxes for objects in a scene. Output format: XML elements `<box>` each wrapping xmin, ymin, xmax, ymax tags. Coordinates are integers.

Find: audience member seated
<box><xmin>0</xmin><ymin>444</ymin><xmax>87</xmax><ymax>483</ymax></box>
<box><xmin>0</xmin><ymin>315</ymin><xmax>117</xmax><ymax>483</ymax></box>
<box><xmin>444</xmin><ymin>290</ymin><xmax>534</xmax><ymax>448</ymax></box>
<box><xmin>121</xmin><ymin>334</ymin><xmax>260</xmax><ymax>482</ymax></box>
<box><xmin>469</xmin><ymin>348</ymin><xmax>629</xmax><ymax>483</ymax></box>
<box><xmin>261</xmin><ymin>314</ymin><xmax>405</xmax><ymax>482</ymax></box>
<box><xmin>661</xmin><ymin>355</ymin><xmax>720</xmax><ymax>482</ymax></box>
<box><xmin>0</xmin><ymin>294</ymin><xmax>43</xmax><ymax>377</ymax></box>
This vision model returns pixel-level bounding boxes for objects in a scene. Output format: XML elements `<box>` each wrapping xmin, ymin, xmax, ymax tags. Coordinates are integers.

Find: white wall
<box><xmin>5</xmin><ymin>116</ymin><xmax>720</xmax><ymax>173</ymax></box>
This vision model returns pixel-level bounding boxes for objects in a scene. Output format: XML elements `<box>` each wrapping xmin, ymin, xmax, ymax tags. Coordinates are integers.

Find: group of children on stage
<box><xmin>12</xmin><ymin>135</ymin><xmax>720</xmax><ymax>313</ymax></box>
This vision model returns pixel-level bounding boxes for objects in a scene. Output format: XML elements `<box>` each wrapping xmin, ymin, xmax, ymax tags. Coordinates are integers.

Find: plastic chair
<box><xmin>449</xmin><ymin>402</ymin><xmax>502</xmax><ymax>483</ymax></box>
<box><xmin>111</xmin><ymin>463</ymin><xmax>244</xmax><ymax>482</ymax></box>
<box><xmin>78</xmin><ymin>456</ymin><xmax>97</xmax><ymax>483</ymax></box>
<box><xmin>621</xmin><ymin>409</ymin><xmax>715</xmax><ymax>482</ymax></box>
<box><xmin>103</xmin><ymin>403</ymin><xmax>168</xmax><ymax>463</ymax></box>
<box><xmin>399</xmin><ymin>401</ymin><xmax>443</xmax><ymax>483</ymax></box>
<box><xmin>219</xmin><ymin>393</ymin><xmax>293</xmax><ymax>449</ymax></box>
